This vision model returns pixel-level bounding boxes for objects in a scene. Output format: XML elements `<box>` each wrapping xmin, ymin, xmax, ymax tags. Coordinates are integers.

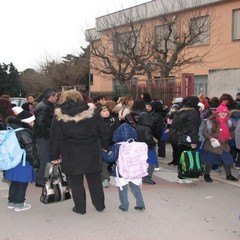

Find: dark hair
<box><xmin>182</xmin><ymin>96</ymin><xmax>199</xmax><ymax>110</ymax></box>
<box><xmin>131</xmin><ymin>99</ymin><xmax>146</xmax><ymax>111</ymax></box>
<box><xmin>0</xmin><ymin>98</ymin><xmax>14</xmax><ymax>120</ymax></box>
<box><xmin>27</xmin><ymin>93</ymin><xmax>36</xmax><ymax>99</ymax></box>
<box><xmin>141</xmin><ymin>92</ymin><xmax>152</xmax><ymax>103</ymax></box>
<box><xmin>219</xmin><ymin>93</ymin><xmax>234</xmax><ymax>106</ymax></box>
<box><xmin>93</xmin><ymin>95</ymin><xmax>105</xmax><ymax>103</ymax></box>
<box><xmin>43</xmin><ymin>88</ymin><xmax>57</xmax><ymax>100</ymax></box>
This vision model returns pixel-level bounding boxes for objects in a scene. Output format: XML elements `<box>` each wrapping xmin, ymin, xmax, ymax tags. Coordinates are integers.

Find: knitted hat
<box><xmin>215</xmin><ymin>103</ymin><xmax>229</xmax><ymax>113</ymax></box>
<box><xmin>12</xmin><ymin>106</ymin><xmax>24</xmax><ymax>115</ymax></box>
<box><xmin>96</xmin><ymin>105</ymin><xmax>109</xmax><ymax>113</ymax></box>
<box><xmin>17</xmin><ymin>110</ymin><xmax>35</xmax><ymax>123</ymax></box>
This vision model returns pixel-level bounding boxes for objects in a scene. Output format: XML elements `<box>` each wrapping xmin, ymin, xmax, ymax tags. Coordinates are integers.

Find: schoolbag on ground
<box><xmin>0</xmin><ymin>127</ymin><xmax>26</xmax><ymax>170</ymax></box>
<box><xmin>179</xmin><ymin>150</ymin><xmax>203</xmax><ymax>178</ymax></box>
<box><xmin>116</xmin><ymin>138</ymin><xmax>149</xmax><ymax>180</ymax></box>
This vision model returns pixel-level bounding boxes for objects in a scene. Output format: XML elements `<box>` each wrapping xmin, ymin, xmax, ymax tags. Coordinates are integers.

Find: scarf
<box><xmin>215</xmin><ymin>115</ymin><xmax>231</xmax><ymax>142</ymax></box>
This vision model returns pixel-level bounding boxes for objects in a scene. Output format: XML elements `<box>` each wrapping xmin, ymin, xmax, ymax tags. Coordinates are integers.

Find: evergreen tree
<box><xmin>0</xmin><ymin>63</ymin><xmax>22</xmax><ymax>96</ymax></box>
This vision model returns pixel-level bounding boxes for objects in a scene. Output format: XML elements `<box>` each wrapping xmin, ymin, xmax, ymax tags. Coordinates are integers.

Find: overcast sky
<box><xmin>0</xmin><ymin>0</ymin><xmax>149</xmax><ymax>71</ymax></box>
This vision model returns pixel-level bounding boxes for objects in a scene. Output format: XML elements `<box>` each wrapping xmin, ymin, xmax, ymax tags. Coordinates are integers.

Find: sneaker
<box><xmin>234</xmin><ymin>164</ymin><xmax>240</xmax><ymax>170</ymax></box>
<box><xmin>134</xmin><ymin>206</ymin><xmax>145</xmax><ymax>211</ymax></box>
<box><xmin>143</xmin><ymin>179</ymin><xmax>156</xmax><ymax>185</ymax></box>
<box><xmin>177</xmin><ymin>178</ymin><xmax>193</xmax><ymax>184</ymax></box>
<box><xmin>7</xmin><ymin>202</ymin><xmax>15</xmax><ymax>209</ymax></box>
<box><xmin>15</xmin><ymin>203</ymin><xmax>31</xmax><ymax>212</ymax></box>
<box><xmin>154</xmin><ymin>167</ymin><xmax>160</xmax><ymax>172</ymax></box>
<box><xmin>102</xmin><ymin>179</ymin><xmax>109</xmax><ymax>188</ymax></box>
<box><xmin>212</xmin><ymin>167</ymin><xmax>222</xmax><ymax>173</ymax></box>
<box><xmin>226</xmin><ymin>175</ymin><xmax>238</xmax><ymax>181</ymax></box>
<box><xmin>119</xmin><ymin>206</ymin><xmax>128</xmax><ymax>212</ymax></box>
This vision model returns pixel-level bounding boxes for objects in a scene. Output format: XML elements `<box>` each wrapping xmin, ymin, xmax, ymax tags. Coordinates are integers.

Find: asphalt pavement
<box><xmin>0</xmin><ymin>144</ymin><xmax>239</xmax><ymax>240</ymax></box>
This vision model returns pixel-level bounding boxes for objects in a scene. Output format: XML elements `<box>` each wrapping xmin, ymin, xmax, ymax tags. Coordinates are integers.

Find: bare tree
<box><xmin>38</xmin><ymin>46</ymin><xmax>90</xmax><ymax>90</ymax></box>
<box><xmin>87</xmin><ymin>8</ymin><xmax>154</xmax><ymax>85</ymax></box>
<box><xmin>86</xmin><ymin>0</ymin><xmax>220</xmax><ymax>81</ymax></box>
<box><xmin>151</xmin><ymin>0</ymin><xmax>220</xmax><ymax>77</ymax></box>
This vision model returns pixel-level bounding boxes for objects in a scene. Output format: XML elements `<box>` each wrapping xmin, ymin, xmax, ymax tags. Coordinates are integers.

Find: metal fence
<box><xmin>114</xmin><ymin>77</ymin><xmax>182</xmax><ymax>106</ymax></box>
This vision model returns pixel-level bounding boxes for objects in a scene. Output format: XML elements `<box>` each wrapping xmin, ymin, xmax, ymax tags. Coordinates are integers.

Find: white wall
<box><xmin>208</xmin><ymin>68</ymin><xmax>240</xmax><ymax>98</ymax></box>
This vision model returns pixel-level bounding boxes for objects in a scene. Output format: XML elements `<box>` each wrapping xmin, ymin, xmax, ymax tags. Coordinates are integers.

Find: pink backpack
<box><xmin>116</xmin><ymin>139</ymin><xmax>149</xmax><ymax>180</ymax></box>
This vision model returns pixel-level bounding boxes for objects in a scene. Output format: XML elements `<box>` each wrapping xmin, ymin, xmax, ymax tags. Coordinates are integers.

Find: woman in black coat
<box><xmin>168</xmin><ymin>96</ymin><xmax>201</xmax><ymax>183</ymax></box>
<box><xmin>49</xmin><ymin>90</ymin><xmax>108</xmax><ymax>214</ymax></box>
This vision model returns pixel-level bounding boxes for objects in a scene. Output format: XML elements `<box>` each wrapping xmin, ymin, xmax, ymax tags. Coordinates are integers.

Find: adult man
<box><xmin>34</xmin><ymin>88</ymin><xmax>57</xmax><ymax>187</ymax></box>
<box><xmin>22</xmin><ymin>93</ymin><xmax>35</xmax><ymax>111</ymax></box>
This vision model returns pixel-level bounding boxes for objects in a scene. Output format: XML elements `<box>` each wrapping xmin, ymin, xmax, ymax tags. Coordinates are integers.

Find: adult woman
<box><xmin>116</xmin><ymin>96</ymin><xmax>134</xmax><ymax>124</ymax></box>
<box><xmin>49</xmin><ymin>90</ymin><xmax>108</xmax><ymax>214</ymax></box>
<box><xmin>168</xmin><ymin>96</ymin><xmax>201</xmax><ymax>183</ymax></box>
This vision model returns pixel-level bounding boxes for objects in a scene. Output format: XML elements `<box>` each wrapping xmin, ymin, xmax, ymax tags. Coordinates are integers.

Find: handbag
<box><xmin>40</xmin><ymin>163</ymin><xmax>71</xmax><ymax>204</ymax></box>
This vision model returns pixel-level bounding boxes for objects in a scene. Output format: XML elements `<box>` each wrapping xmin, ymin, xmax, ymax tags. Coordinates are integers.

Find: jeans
<box><xmin>118</xmin><ymin>182</ymin><xmax>145</xmax><ymax>210</ymax></box>
<box><xmin>36</xmin><ymin>137</ymin><xmax>50</xmax><ymax>185</ymax></box>
<box><xmin>8</xmin><ymin>181</ymin><xmax>28</xmax><ymax>204</ymax></box>
<box><xmin>144</xmin><ymin>164</ymin><xmax>155</xmax><ymax>180</ymax></box>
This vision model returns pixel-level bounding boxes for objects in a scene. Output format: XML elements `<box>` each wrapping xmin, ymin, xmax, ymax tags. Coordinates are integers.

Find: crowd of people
<box><xmin>0</xmin><ymin>89</ymin><xmax>240</xmax><ymax>214</ymax></box>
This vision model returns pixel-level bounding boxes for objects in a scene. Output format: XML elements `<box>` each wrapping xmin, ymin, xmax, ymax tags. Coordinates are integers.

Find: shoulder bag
<box><xmin>40</xmin><ymin>163</ymin><xmax>71</xmax><ymax>204</ymax></box>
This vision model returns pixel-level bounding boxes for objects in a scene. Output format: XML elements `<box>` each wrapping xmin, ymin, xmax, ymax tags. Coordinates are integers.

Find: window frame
<box><xmin>232</xmin><ymin>9</ymin><xmax>240</xmax><ymax>41</ymax></box>
<box><xmin>190</xmin><ymin>15</ymin><xmax>210</xmax><ymax>46</ymax></box>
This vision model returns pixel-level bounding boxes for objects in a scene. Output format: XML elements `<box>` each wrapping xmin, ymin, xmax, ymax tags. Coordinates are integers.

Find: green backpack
<box><xmin>179</xmin><ymin>150</ymin><xmax>204</xmax><ymax>178</ymax></box>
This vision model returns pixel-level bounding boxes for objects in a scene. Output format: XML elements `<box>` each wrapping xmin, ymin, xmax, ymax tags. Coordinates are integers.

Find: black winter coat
<box><xmin>6</xmin><ymin>116</ymin><xmax>40</xmax><ymax>168</ymax></box>
<box><xmin>49</xmin><ymin>101</ymin><xmax>109</xmax><ymax>175</ymax></box>
<box><xmin>136</xmin><ymin>112</ymin><xmax>156</xmax><ymax>149</ymax></box>
<box><xmin>33</xmin><ymin>98</ymin><xmax>55</xmax><ymax>139</ymax></box>
<box><xmin>168</xmin><ymin>106</ymin><xmax>201</xmax><ymax>146</ymax></box>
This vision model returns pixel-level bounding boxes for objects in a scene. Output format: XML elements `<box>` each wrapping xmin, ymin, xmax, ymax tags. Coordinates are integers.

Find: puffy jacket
<box><xmin>136</xmin><ymin>112</ymin><xmax>156</xmax><ymax>149</ymax></box>
<box><xmin>6</xmin><ymin>116</ymin><xmax>40</xmax><ymax>168</ymax></box>
<box><xmin>169</xmin><ymin>106</ymin><xmax>201</xmax><ymax>146</ymax></box>
<box><xmin>33</xmin><ymin>98</ymin><xmax>55</xmax><ymax>139</ymax></box>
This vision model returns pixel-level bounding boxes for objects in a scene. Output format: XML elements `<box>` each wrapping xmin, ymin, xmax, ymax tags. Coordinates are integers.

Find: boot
<box><xmin>204</xmin><ymin>174</ymin><xmax>213</xmax><ymax>183</ymax></box>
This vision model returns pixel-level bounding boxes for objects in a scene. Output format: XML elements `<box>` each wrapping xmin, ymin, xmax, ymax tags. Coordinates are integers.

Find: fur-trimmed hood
<box><xmin>55</xmin><ymin>100</ymin><xmax>96</xmax><ymax>123</ymax></box>
<box><xmin>177</xmin><ymin>106</ymin><xmax>198</xmax><ymax>113</ymax></box>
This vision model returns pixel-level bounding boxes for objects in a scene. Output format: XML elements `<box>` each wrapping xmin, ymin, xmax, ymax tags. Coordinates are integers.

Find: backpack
<box><xmin>116</xmin><ymin>138</ymin><xmax>149</xmax><ymax>180</ymax></box>
<box><xmin>179</xmin><ymin>150</ymin><xmax>204</xmax><ymax>178</ymax></box>
<box><xmin>0</xmin><ymin>127</ymin><xmax>26</xmax><ymax>170</ymax></box>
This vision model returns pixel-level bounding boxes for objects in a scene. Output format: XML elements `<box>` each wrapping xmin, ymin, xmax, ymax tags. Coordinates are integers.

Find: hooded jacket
<box><xmin>49</xmin><ymin>100</ymin><xmax>108</xmax><ymax>175</ymax></box>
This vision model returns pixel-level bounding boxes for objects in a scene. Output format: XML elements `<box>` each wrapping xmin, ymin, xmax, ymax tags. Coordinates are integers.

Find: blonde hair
<box><xmin>106</xmin><ymin>100</ymin><xmax>116</xmax><ymax>112</ymax></box>
<box><xmin>61</xmin><ymin>90</ymin><xmax>83</xmax><ymax>103</ymax></box>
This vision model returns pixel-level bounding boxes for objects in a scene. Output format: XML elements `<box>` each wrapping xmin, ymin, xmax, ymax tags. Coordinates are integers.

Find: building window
<box><xmin>155</xmin><ymin>23</ymin><xmax>176</xmax><ymax>50</ymax></box>
<box><xmin>190</xmin><ymin>15</ymin><xmax>209</xmax><ymax>46</ymax></box>
<box><xmin>233</xmin><ymin>9</ymin><xmax>240</xmax><ymax>40</ymax></box>
<box><xmin>113</xmin><ymin>31</ymin><xmax>139</xmax><ymax>57</ymax></box>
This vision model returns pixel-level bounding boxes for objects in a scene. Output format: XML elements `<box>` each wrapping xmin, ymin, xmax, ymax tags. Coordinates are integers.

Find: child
<box><xmin>201</xmin><ymin>103</ymin><xmax>238</xmax><ymax>182</ymax></box>
<box><xmin>136</xmin><ymin>112</ymin><xmax>157</xmax><ymax>184</ymax></box>
<box><xmin>97</xmin><ymin>104</ymin><xmax>119</xmax><ymax>187</ymax></box>
<box><xmin>102</xmin><ymin>123</ymin><xmax>146</xmax><ymax>211</ymax></box>
<box><xmin>5</xmin><ymin>109</ymin><xmax>39</xmax><ymax>211</ymax></box>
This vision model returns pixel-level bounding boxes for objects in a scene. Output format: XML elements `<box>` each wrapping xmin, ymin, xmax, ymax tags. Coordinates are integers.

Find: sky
<box><xmin>0</xmin><ymin>0</ymin><xmax>149</xmax><ymax>72</ymax></box>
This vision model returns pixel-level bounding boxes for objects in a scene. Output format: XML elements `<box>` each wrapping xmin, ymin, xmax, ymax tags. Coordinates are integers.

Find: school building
<box><xmin>85</xmin><ymin>0</ymin><xmax>240</xmax><ymax>102</ymax></box>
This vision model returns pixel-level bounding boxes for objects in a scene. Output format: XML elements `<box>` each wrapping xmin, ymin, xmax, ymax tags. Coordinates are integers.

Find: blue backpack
<box><xmin>0</xmin><ymin>127</ymin><xmax>26</xmax><ymax>170</ymax></box>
